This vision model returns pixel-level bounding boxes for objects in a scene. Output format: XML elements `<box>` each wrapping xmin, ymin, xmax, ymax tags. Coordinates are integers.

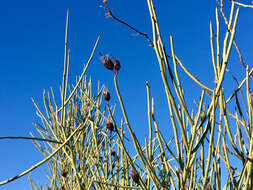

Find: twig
<box><xmin>102</xmin><ymin>3</ymin><xmax>153</xmax><ymax>47</ymax></box>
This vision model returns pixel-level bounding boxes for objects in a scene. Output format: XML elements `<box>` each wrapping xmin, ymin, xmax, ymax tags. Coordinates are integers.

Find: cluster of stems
<box><xmin>0</xmin><ymin>0</ymin><xmax>252</xmax><ymax>190</ymax></box>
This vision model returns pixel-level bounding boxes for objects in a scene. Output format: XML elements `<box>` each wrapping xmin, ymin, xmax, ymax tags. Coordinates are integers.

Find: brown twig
<box><xmin>233</xmin><ymin>40</ymin><xmax>247</xmax><ymax>68</ymax></box>
<box><xmin>102</xmin><ymin>3</ymin><xmax>154</xmax><ymax>47</ymax></box>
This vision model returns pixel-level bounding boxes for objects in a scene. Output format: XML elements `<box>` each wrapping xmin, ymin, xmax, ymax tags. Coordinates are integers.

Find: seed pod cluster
<box><xmin>106</xmin><ymin>120</ymin><xmax>114</xmax><ymax>131</ymax></box>
<box><xmin>131</xmin><ymin>170</ymin><xmax>140</xmax><ymax>184</ymax></box>
<box><xmin>99</xmin><ymin>52</ymin><xmax>120</xmax><ymax>75</ymax></box>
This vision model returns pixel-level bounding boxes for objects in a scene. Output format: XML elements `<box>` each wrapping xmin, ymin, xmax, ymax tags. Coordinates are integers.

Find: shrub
<box><xmin>0</xmin><ymin>0</ymin><xmax>253</xmax><ymax>189</ymax></box>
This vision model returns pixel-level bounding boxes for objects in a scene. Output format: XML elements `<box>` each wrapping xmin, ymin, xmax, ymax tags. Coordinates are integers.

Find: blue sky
<box><xmin>0</xmin><ymin>0</ymin><xmax>252</xmax><ymax>189</ymax></box>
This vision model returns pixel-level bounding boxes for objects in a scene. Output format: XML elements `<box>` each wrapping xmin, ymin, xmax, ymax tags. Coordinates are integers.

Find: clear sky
<box><xmin>0</xmin><ymin>0</ymin><xmax>252</xmax><ymax>189</ymax></box>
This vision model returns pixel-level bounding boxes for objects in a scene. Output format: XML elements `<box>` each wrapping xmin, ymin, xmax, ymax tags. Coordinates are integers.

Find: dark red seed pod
<box><xmin>114</xmin><ymin>60</ymin><xmax>120</xmax><ymax>72</ymax></box>
<box><xmin>109</xmin><ymin>54</ymin><xmax>120</xmax><ymax>72</ymax></box>
<box><xmin>103</xmin><ymin>59</ymin><xmax>114</xmax><ymax>71</ymax></box>
<box><xmin>131</xmin><ymin>170</ymin><xmax>140</xmax><ymax>184</ymax></box>
<box><xmin>99</xmin><ymin>52</ymin><xmax>114</xmax><ymax>71</ymax></box>
<box><xmin>61</xmin><ymin>169</ymin><xmax>67</xmax><ymax>178</ymax></box>
<box><xmin>103</xmin><ymin>91</ymin><xmax>111</xmax><ymax>102</ymax></box>
<box><xmin>106</xmin><ymin>120</ymin><xmax>114</xmax><ymax>131</ymax></box>
<box><xmin>111</xmin><ymin>150</ymin><xmax>116</xmax><ymax>157</ymax></box>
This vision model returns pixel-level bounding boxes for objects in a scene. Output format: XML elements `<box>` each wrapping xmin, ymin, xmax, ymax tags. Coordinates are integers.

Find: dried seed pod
<box><xmin>111</xmin><ymin>150</ymin><xmax>116</xmax><ymax>157</ymax></box>
<box><xmin>103</xmin><ymin>86</ymin><xmax>111</xmax><ymax>102</ymax></box>
<box><xmin>131</xmin><ymin>170</ymin><xmax>140</xmax><ymax>184</ymax></box>
<box><xmin>61</xmin><ymin>169</ymin><xmax>67</xmax><ymax>178</ymax></box>
<box><xmin>109</xmin><ymin>54</ymin><xmax>120</xmax><ymax>72</ymax></box>
<box><xmin>99</xmin><ymin>52</ymin><xmax>114</xmax><ymax>71</ymax></box>
<box><xmin>113</xmin><ymin>59</ymin><xmax>120</xmax><ymax>73</ymax></box>
<box><xmin>103</xmin><ymin>90</ymin><xmax>111</xmax><ymax>102</ymax></box>
<box><xmin>104</xmin><ymin>58</ymin><xmax>114</xmax><ymax>70</ymax></box>
<box><xmin>106</xmin><ymin>120</ymin><xmax>114</xmax><ymax>131</ymax></box>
